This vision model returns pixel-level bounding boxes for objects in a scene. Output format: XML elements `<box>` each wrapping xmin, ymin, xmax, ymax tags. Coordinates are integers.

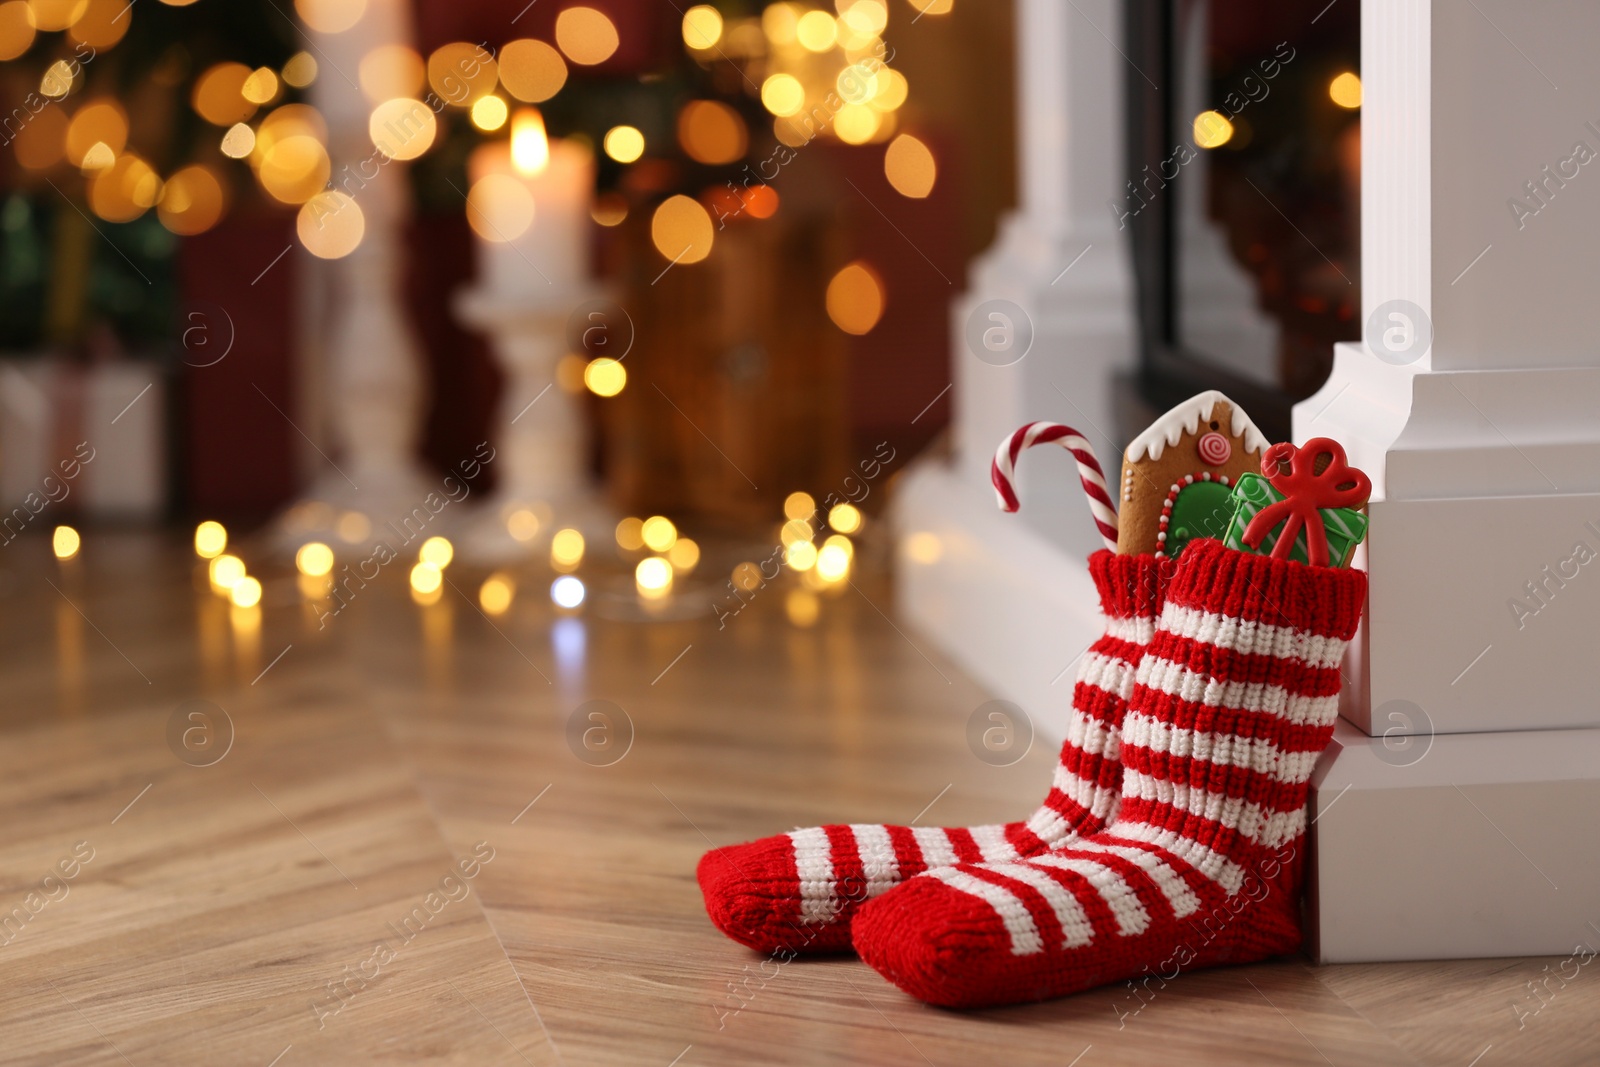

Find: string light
<box><xmin>826</xmin><ymin>262</ymin><xmax>886</xmax><ymax>334</ymax></box>
<box><xmin>603</xmin><ymin>125</ymin><xmax>645</xmax><ymax>163</ymax></box>
<box><xmin>668</xmin><ymin>537</ymin><xmax>700</xmax><ymax>574</ymax></box>
<box><xmin>828</xmin><ymin>503</ymin><xmax>863</xmax><ymax>533</ymax></box>
<box><xmin>615</xmin><ymin>517</ymin><xmax>646</xmax><ymax>551</ymax></box>
<box><xmin>52</xmin><ymin>525</ymin><xmax>81</xmax><ymax>560</ymax></box>
<box><xmin>230</xmin><ymin>576</ymin><xmax>263</xmax><ymax>608</ymax></box>
<box><xmin>551</xmin><ymin>574</ymin><xmax>586</xmax><ymax>609</ymax></box>
<box><xmin>635</xmin><ymin>557</ymin><xmax>673</xmax><ymax>598</ymax></box>
<box><xmin>783</xmin><ymin>491</ymin><xmax>815</xmax><ymax>520</ymax></box>
<box><xmin>209</xmin><ymin>554</ymin><xmax>246</xmax><ymax>592</ymax></box>
<box><xmin>641</xmin><ymin>516</ymin><xmax>677</xmax><ymax>552</ymax></box>
<box><xmin>555</xmin><ymin>6</ymin><xmax>619</xmax><ymax>66</ymax></box>
<box><xmin>296</xmin><ymin>542</ymin><xmax>335</xmax><ymax>577</ymax></box>
<box><xmin>551</xmin><ymin>528</ymin><xmax>585</xmax><ymax>571</ymax></box>
<box><xmin>479</xmin><ymin>574</ymin><xmax>514</xmax><ymax>615</ymax></box>
<box><xmin>409</xmin><ymin>561</ymin><xmax>442</xmax><ymax>595</ymax></box>
<box><xmin>583</xmin><ymin>357</ymin><xmax>626</xmax><ymax>397</ymax></box>
<box><xmin>194</xmin><ymin>521</ymin><xmax>228</xmax><ymax>559</ymax></box>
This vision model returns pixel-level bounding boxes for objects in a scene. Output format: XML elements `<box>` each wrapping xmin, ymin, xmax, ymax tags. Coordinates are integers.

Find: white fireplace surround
<box><xmin>895</xmin><ymin>0</ymin><xmax>1600</xmax><ymax>962</ymax></box>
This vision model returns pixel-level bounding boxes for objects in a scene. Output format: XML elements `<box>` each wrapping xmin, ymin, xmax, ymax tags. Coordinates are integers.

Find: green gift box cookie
<box><xmin>1221</xmin><ymin>472</ymin><xmax>1369</xmax><ymax>568</ymax></box>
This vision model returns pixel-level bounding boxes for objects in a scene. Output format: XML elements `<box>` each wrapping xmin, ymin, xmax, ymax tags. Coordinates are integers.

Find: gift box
<box><xmin>1221</xmin><ymin>472</ymin><xmax>1368</xmax><ymax>568</ymax></box>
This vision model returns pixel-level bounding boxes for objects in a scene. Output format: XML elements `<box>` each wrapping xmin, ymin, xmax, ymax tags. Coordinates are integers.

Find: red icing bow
<box><xmin>1242</xmin><ymin>438</ymin><xmax>1371</xmax><ymax>567</ymax></box>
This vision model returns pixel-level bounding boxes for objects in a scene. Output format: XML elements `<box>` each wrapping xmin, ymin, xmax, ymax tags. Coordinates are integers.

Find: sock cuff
<box><xmin>1167</xmin><ymin>538</ymin><xmax>1367</xmax><ymax>640</ymax></box>
<box><xmin>1089</xmin><ymin>550</ymin><xmax>1171</xmax><ymax>620</ymax></box>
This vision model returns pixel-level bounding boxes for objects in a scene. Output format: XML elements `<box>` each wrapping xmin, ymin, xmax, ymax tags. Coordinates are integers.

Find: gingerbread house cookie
<box><xmin>1117</xmin><ymin>391</ymin><xmax>1268</xmax><ymax>559</ymax></box>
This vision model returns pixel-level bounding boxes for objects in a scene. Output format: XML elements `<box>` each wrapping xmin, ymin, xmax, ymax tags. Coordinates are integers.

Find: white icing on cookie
<box><xmin>1123</xmin><ymin>390</ymin><xmax>1268</xmax><ymax>463</ymax></box>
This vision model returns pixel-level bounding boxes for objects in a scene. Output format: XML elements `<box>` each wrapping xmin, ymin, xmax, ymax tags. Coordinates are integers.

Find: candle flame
<box><xmin>511</xmin><ymin>108</ymin><xmax>550</xmax><ymax>177</ymax></box>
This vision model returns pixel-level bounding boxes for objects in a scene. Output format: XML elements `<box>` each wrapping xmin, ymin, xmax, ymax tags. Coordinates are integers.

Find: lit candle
<box><xmin>467</xmin><ymin>108</ymin><xmax>594</xmax><ymax>296</ymax></box>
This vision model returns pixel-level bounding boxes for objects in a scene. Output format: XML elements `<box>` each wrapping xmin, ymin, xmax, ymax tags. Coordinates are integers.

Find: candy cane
<box><xmin>991</xmin><ymin>422</ymin><xmax>1119</xmax><ymax>552</ymax></box>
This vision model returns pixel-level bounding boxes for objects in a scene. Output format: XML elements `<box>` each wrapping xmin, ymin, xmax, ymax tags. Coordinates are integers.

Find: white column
<box><xmin>1304</xmin><ymin>0</ymin><xmax>1600</xmax><ymax>961</ymax></box>
<box><xmin>896</xmin><ymin>0</ymin><xmax>1133</xmax><ymax>741</ymax></box>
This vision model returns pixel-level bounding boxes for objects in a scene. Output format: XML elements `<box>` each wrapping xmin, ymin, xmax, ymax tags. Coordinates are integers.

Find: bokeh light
<box><xmin>796</xmin><ymin>9</ymin><xmax>837</xmax><ymax>50</ymax></box>
<box><xmin>68</xmin><ymin>0</ymin><xmax>128</xmax><ymax>49</ymax></box>
<box><xmin>551</xmin><ymin>574</ymin><xmax>585</xmax><ymax>609</ymax></box>
<box><xmin>51</xmin><ymin>525</ymin><xmax>80</xmax><ymax>560</ymax></box>
<box><xmin>158</xmin><ymin>165</ymin><xmax>226</xmax><ymax>235</ymax></box>
<box><xmin>0</xmin><ymin>2</ymin><xmax>35</xmax><ymax>60</ymax></box>
<box><xmin>677</xmin><ymin>100</ymin><xmax>747</xmax><ymax>164</ymax></box>
<box><xmin>555</xmin><ymin>6</ymin><xmax>619</xmax><ymax>66</ymax></box>
<box><xmin>194</xmin><ymin>521</ymin><xmax>228</xmax><ymax>559</ymax></box>
<box><xmin>682</xmin><ymin>4</ymin><xmax>723</xmax><ymax>49</ymax></box>
<box><xmin>668</xmin><ymin>537</ymin><xmax>700</xmax><ymax>574</ymax></box>
<box><xmin>65</xmin><ymin>100</ymin><xmax>127</xmax><ymax>167</ymax></box>
<box><xmin>884</xmin><ymin>133</ymin><xmax>936</xmax><ymax>197</ymax></box>
<box><xmin>466</xmin><ymin>174</ymin><xmax>535</xmax><ymax>242</ymax></box>
<box><xmin>781</xmin><ymin>518</ymin><xmax>813</xmax><ymax>546</ymax></box>
<box><xmin>650</xmin><ymin>194</ymin><xmax>714</xmax><ymax>264</ymax></box>
<box><xmin>471</xmin><ymin>95</ymin><xmax>509</xmax><ymax>131</ymax></box>
<box><xmin>869</xmin><ymin>68</ymin><xmax>909</xmax><ymax>112</ymax></box>
<box><xmin>641</xmin><ymin>516</ymin><xmax>677</xmax><ymax>552</ymax></box>
<box><xmin>29</xmin><ymin>0</ymin><xmax>86</xmax><ymax>32</ymax></box>
<box><xmin>259</xmin><ymin>135</ymin><xmax>331</xmax><ymax>203</ymax></box>
<box><xmin>294</xmin><ymin>0</ymin><xmax>367</xmax><ymax>34</ymax></box>
<box><xmin>428</xmin><ymin>42</ymin><xmax>498</xmax><ymax>106</ymax></box>
<box><xmin>1329</xmin><ymin>71</ymin><xmax>1362</xmax><ymax>109</ymax></box>
<box><xmin>583</xmin><ymin>357</ymin><xmax>626</xmax><ymax>397</ymax></box>
<box><xmin>40</xmin><ymin>59</ymin><xmax>76</xmax><ymax>99</ymax></box>
<box><xmin>359</xmin><ymin>44</ymin><xmax>424</xmax><ymax>102</ymax></box>
<box><xmin>833</xmin><ymin>103</ymin><xmax>879</xmax><ymax>145</ymax></box>
<box><xmin>230</xmin><ymin>576</ymin><xmax>263</xmax><ymax>609</ymax></box>
<box><xmin>297</xmin><ymin>191</ymin><xmax>366</xmax><ymax>259</ymax></box>
<box><xmin>828</xmin><ymin>502</ymin><xmax>863</xmax><ymax>533</ymax></box>
<box><xmin>635</xmin><ymin>556</ymin><xmax>673</xmax><ymax>598</ymax></box>
<box><xmin>761</xmin><ymin>73</ymin><xmax>805</xmax><ymax>117</ymax></box>
<box><xmin>825</xmin><ymin>262</ymin><xmax>886</xmax><ymax>334</ymax></box>
<box><xmin>615</xmin><ymin>516</ymin><xmax>645</xmax><ymax>551</ymax></box>
<box><xmin>192</xmin><ymin>63</ymin><xmax>257</xmax><ymax>126</ymax></box>
<box><xmin>603</xmin><ymin>124</ymin><xmax>645</xmax><ymax>163</ymax></box>
<box><xmin>784</xmin><ymin>491</ymin><xmax>815</xmax><ymax>520</ymax></box>
<box><xmin>497</xmin><ymin>38</ymin><xmax>567</xmax><ymax>103</ymax></box>
<box><xmin>370</xmin><ymin>97</ymin><xmax>437</xmax><ymax>160</ymax></box>
<box><xmin>785</xmin><ymin>588</ymin><xmax>819</xmax><ymax>627</ymax></box>
<box><xmin>221</xmin><ymin>122</ymin><xmax>256</xmax><ymax>159</ymax></box>
<box><xmin>551</xmin><ymin>528</ymin><xmax>585</xmax><ymax>571</ymax></box>
<box><xmin>209</xmin><ymin>554</ymin><xmax>246</xmax><ymax>592</ymax></box>
<box><xmin>816</xmin><ymin>541</ymin><xmax>851</xmax><ymax>581</ymax></box>
<box><xmin>480</xmin><ymin>574</ymin><xmax>515</xmax><ymax>616</ymax></box>
<box><xmin>242</xmin><ymin>67</ymin><xmax>280</xmax><ymax>106</ymax></box>
<box><xmin>90</xmin><ymin>155</ymin><xmax>161</xmax><ymax>223</ymax></box>
<box><xmin>296</xmin><ymin>542</ymin><xmax>335</xmax><ymax>577</ymax></box>
<box><xmin>419</xmin><ymin>535</ymin><xmax>453</xmax><ymax>568</ymax></box>
<box><xmin>282</xmin><ymin>51</ymin><xmax>319</xmax><ymax>88</ymax></box>
<box><xmin>785</xmin><ymin>540</ymin><xmax>818</xmax><ymax>571</ymax></box>
<box><xmin>507</xmin><ymin>508</ymin><xmax>541</xmax><ymax>542</ymax></box>
<box><xmin>1193</xmin><ymin>110</ymin><xmax>1233</xmax><ymax>149</ymax></box>
<box><xmin>409</xmin><ymin>561</ymin><xmax>442</xmax><ymax>595</ymax></box>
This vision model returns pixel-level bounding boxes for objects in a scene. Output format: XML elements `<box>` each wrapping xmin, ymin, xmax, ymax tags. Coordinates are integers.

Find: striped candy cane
<box><xmin>992</xmin><ymin>422</ymin><xmax>1119</xmax><ymax>552</ymax></box>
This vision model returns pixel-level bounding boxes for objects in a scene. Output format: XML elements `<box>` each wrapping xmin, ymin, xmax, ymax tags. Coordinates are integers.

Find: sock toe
<box><xmin>854</xmin><ymin>876</ymin><xmax>1013</xmax><ymax>1008</ymax></box>
<box><xmin>697</xmin><ymin>835</ymin><xmax>853</xmax><ymax>954</ymax></box>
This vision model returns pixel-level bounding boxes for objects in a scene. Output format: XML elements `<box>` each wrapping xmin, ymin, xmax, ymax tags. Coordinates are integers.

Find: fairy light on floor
<box><xmin>209</xmin><ymin>553</ymin><xmax>246</xmax><ymax>593</ymax></box>
<box><xmin>551</xmin><ymin>574</ymin><xmax>586</xmax><ymax>610</ymax></box>
<box><xmin>668</xmin><ymin>537</ymin><xmax>699</xmax><ymax>574</ymax></box>
<box><xmin>507</xmin><ymin>508</ymin><xmax>541</xmax><ymax>542</ymax></box>
<box><xmin>295</xmin><ymin>542</ymin><xmax>334</xmax><ymax>577</ymax></box>
<box><xmin>52</xmin><ymin>525</ymin><xmax>81</xmax><ymax>561</ymax></box>
<box><xmin>615</xmin><ymin>516</ymin><xmax>645</xmax><ymax>552</ymax></box>
<box><xmin>827</xmin><ymin>502</ymin><xmax>862</xmax><ymax>533</ymax></box>
<box><xmin>229</xmin><ymin>576</ymin><xmax>263</xmax><ymax>609</ymax></box>
<box><xmin>785</xmin><ymin>540</ymin><xmax>818</xmax><ymax>571</ymax></box>
<box><xmin>194</xmin><ymin>520</ymin><xmax>227</xmax><ymax>559</ymax></box>
<box><xmin>635</xmin><ymin>556</ymin><xmax>673</xmax><ymax>599</ymax></box>
<box><xmin>641</xmin><ymin>516</ymin><xmax>677</xmax><ymax>553</ymax></box>
<box><xmin>781</xmin><ymin>518</ymin><xmax>812</xmax><ymax>547</ymax></box>
<box><xmin>419</xmin><ymin>535</ymin><xmax>453</xmax><ymax>569</ymax></box>
<box><xmin>551</xmin><ymin>528</ymin><xmax>585</xmax><ymax>572</ymax></box>
<box><xmin>783</xmin><ymin>491</ymin><xmax>815</xmax><ymax>521</ymax></box>
<box><xmin>410</xmin><ymin>561</ymin><xmax>443</xmax><ymax>605</ymax></box>
<box><xmin>479</xmin><ymin>573</ymin><xmax>515</xmax><ymax>616</ymax></box>
<box><xmin>816</xmin><ymin>539</ymin><xmax>851</xmax><ymax>582</ymax></box>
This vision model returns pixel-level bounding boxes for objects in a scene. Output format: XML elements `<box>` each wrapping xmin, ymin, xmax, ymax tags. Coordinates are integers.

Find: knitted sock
<box><xmin>853</xmin><ymin>538</ymin><xmax>1365</xmax><ymax>1007</ymax></box>
<box><xmin>697</xmin><ymin>551</ymin><xmax>1168</xmax><ymax>954</ymax></box>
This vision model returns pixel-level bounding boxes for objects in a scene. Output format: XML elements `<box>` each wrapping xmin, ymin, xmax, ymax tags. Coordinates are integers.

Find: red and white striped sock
<box><xmin>697</xmin><ymin>551</ymin><xmax>1168</xmax><ymax>954</ymax></box>
<box><xmin>852</xmin><ymin>538</ymin><xmax>1366</xmax><ymax>1006</ymax></box>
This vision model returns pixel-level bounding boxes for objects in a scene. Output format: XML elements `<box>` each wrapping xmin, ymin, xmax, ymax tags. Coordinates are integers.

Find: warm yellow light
<box><xmin>194</xmin><ymin>520</ymin><xmax>228</xmax><ymax>559</ymax></box>
<box><xmin>296</xmin><ymin>541</ymin><xmax>335</xmax><ymax>577</ymax></box>
<box><xmin>837</xmin><ymin>62</ymin><xmax>879</xmax><ymax>104</ymax></box>
<box><xmin>841</xmin><ymin>0</ymin><xmax>888</xmax><ymax>34</ymax></box>
<box><xmin>781</xmin><ymin>518</ymin><xmax>813</xmax><ymax>546</ymax></box>
<box><xmin>682</xmin><ymin>4</ymin><xmax>723</xmax><ymax>49</ymax></box>
<box><xmin>297</xmin><ymin>191</ymin><xmax>365</xmax><ymax>259</ymax></box>
<box><xmin>884</xmin><ymin>133</ymin><xmax>936</xmax><ymax>198</ymax></box>
<box><xmin>907</xmin><ymin>0</ymin><xmax>953</xmax><ymax>14</ymax></box>
<box><xmin>65</xmin><ymin>100</ymin><xmax>127</xmax><ymax>167</ymax></box>
<box><xmin>905</xmin><ymin>531</ymin><xmax>942</xmax><ymax>563</ymax></box>
<box><xmin>615</xmin><ymin>516</ymin><xmax>645</xmax><ymax>551</ymax></box>
<box><xmin>158</xmin><ymin>165</ymin><xmax>226</xmax><ymax>236</ymax></box>
<box><xmin>511</xmin><ymin>107</ymin><xmax>550</xmax><ymax>176</ymax></box>
<box><xmin>79</xmin><ymin>141</ymin><xmax>114</xmax><ymax>172</ymax></box>
<box><xmin>295</xmin><ymin>0</ymin><xmax>367</xmax><ymax>35</ymax></box>
<box><xmin>427</xmin><ymin>42</ymin><xmax>498</xmax><ymax>105</ymax></box>
<box><xmin>785</xmin><ymin>588</ymin><xmax>819</xmax><ymax>627</ymax></box>
<box><xmin>409</xmin><ymin>561</ymin><xmax>442</xmax><ymax>595</ymax></box>
<box><xmin>466</xmin><ymin>174</ymin><xmax>536</xmax><ymax>243</ymax></box>
<box><xmin>210</xmin><ymin>554</ymin><xmax>246</xmax><ymax>591</ymax></box>
<box><xmin>242</xmin><ymin>67</ymin><xmax>280</xmax><ymax>105</ymax></box>
<box><xmin>760</xmin><ymin>74</ymin><xmax>805</xmax><ymax>118</ymax></box>
<box><xmin>336</xmin><ymin>511</ymin><xmax>370</xmax><ymax>543</ymax></box>
<box><xmin>796</xmin><ymin>9</ymin><xmax>837</xmax><ymax>51</ymax></box>
<box><xmin>419</xmin><ymin>535</ymin><xmax>454</xmax><ymax>568</ymax></box>
<box><xmin>784</xmin><ymin>491</ymin><xmax>815</xmax><ymax>521</ymax></box>
<box><xmin>471</xmin><ymin>95</ymin><xmax>509</xmax><ymax>131</ymax></box>
<box><xmin>52</xmin><ymin>524</ymin><xmax>81</xmax><ymax>560</ymax></box>
<box><xmin>221</xmin><ymin>122</ymin><xmax>256</xmax><ymax>159</ymax></box>
<box><xmin>259</xmin><ymin>135</ymin><xmax>332</xmax><ymax>203</ymax></box>
<box><xmin>816</xmin><ymin>541</ymin><xmax>851</xmax><ymax>581</ymax></box>
<box><xmin>650</xmin><ymin>194</ymin><xmax>715</xmax><ymax>264</ymax></box>
<box><xmin>677</xmin><ymin>100</ymin><xmax>747</xmax><ymax>165</ymax></box>
<box><xmin>828</xmin><ymin>502</ymin><xmax>862</xmax><ymax>533</ymax></box>
<box><xmin>785</xmin><ymin>540</ymin><xmax>818</xmax><ymax>571</ymax></box>
<box><xmin>635</xmin><ymin>556</ymin><xmax>673</xmax><ymax>597</ymax></box>
<box><xmin>1193</xmin><ymin>109</ymin><xmax>1233</xmax><ymax>149</ymax></box>
<box><xmin>192</xmin><ymin>62</ymin><xmax>256</xmax><ymax>125</ymax></box>
<box><xmin>833</xmin><ymin>102</ymin><xmax>879</xmax><ymax>145</ymax></box>
<box><xmin>603</xmin><ymin>124</ymin><xmax>645</xmax><ymax>163</ymax></box>
<box><xmin>0</xmin><ymin>2</ymin><xmax>36</xmax><ymax>61</ymax></box>
<box><xmin>1329</xmin><ymin>71</ymin><xmax>1362</xmax><ymax>109</ymax></box>
<box><xmin>230</xmin><ymin>576</ymin><xmax>263</xmax><ymax>609</ymax></box>
<box><xmin>40</xmin><ymin>58</ymin><xmax>75</xmax><ymax>99</ymax></box>
<box><xmin>89</xmin><ymin>155</ymin><xmax>161</xmax><ymax>223</ymax></box>
<box><xmin>29</xmin><ymin>0</ymin><xmax>86</xmax><ymax>32</ymax></box>
<box><xmin>411</xmin><ymin>581</ymin><xmax>442</xmax><ymax>607</ymax></box>
<box><xmin>826</xmin><ymin>261</ymin><xmax>886</xmax><ymax>334</ymax></box>
<box><xmin>668</xmin><ymin>537</ymin><xmax>700</xmax><ymax>574</ymax></box>
<box><xmin>583</xmin><ymin>357</ymin><xmax>627</xmax><ymax>397</ymax></box>
<box><xmin>497</xmin><ymin>38</ymin><xmax>567</xmax><ymax>103</ymax></box>
<box><xmin>369</xmin><ymin>97</ymin><xmax>437</xmax><ymax>160</ymax></box>
<box><xmin>298</xmin><ymin>572</ymin><xmax>332</xmax><ymax>600</ymax></box>
<box><xmin>551</xmin><ymin>528</ymin><xmax>585</xmax><ymax>571</ymax></box>
<box><xmin>555</xmin><ymin>6</ymin><xmax>620</xmax><ymax>66</ymax></box>
<box><xmin>641</xmin><ymin>516</ymin><xmax>677</xmax><ymax>552</ymax></box>
<box><xmin>254</xmin><ymin>104</ymin><xmax>328</xmax><ymax>158</ymax></box>
<box><xmin>282</xmin><ymin>51</ymin><xmax>319</xmax><ymax>88</ymax></box>
<box><xmin>508</xmin><ymin>508</ymin><xmax>541</xmax><ymax>542</ymax></box>
<box><xmin>762</xmin><ymin>2</ymin><xmax>799</xmax><ymax>44</ymax></box>
<box><xmin>479</xmin><ymin>573</ymin><xmax>515</xmax><ymax>616</ymax></box>
<box><xmin>359</xmin><ymin>44</ymin><xmax>424</xmax><ymax>102</ymax></box>
<box><xmin>868</xmin><ymin>68</ymin><xmax>908</xmax><ymax>112</ymax></box>
<box><xmin>731</xmin><ymin>561</ymin><xmax>763</xmax><ymax>593</ymax></box>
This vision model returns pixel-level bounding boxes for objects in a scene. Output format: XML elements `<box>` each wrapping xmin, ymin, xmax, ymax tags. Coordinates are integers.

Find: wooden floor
<box><xmin>3</xmin><ymin>531</ymin><xmax>1596</xmax><ymax>1065</ymax></box>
